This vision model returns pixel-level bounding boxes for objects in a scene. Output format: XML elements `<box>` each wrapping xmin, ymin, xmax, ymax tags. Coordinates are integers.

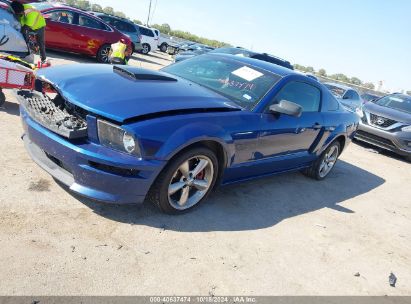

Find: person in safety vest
<box><xmin>109</xmin><ymin>38</ymin><xmax>129</xmax><ymax>65</ymax></box>
<box><xmin>10</xmin><ymin>1</ymin><xmax>47</xmax><ymax>63</ymax></box>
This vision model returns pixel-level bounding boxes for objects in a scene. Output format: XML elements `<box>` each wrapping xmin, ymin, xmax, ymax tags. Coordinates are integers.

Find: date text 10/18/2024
<box><xmin>149</xmin><ymin>296</ymin><xmax>257</xmax><ymax>303</ymax></box>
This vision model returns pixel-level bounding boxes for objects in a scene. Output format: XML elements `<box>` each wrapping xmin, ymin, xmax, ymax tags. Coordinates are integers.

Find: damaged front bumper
<box><xmin>19</xmin><ymin>91</ymin><xmax>166</xmax><ymax>204</ymax></box>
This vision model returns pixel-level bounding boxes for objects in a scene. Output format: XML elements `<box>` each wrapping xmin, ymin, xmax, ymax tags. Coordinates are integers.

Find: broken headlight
<box><xmin>97</xmin><ymin>120</ymin><xmax>141</xmax><ymax>157</ymax></box>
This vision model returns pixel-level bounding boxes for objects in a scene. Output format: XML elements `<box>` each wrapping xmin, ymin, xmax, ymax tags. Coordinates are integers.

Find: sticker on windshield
<box><xmin>243</xmin><ymin>94</ymin><xmax>252</xmax><ymax>100</ymax></box>
<box><xmin>232</xmin><ymin>66</ymin><xmax>263</xmax><ymax>82</ymax></box>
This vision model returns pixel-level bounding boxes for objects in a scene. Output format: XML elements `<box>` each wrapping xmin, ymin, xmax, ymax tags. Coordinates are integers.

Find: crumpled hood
<box><xmin>363</xmin><ymin>101</ymin><xmax>411</xmax><ymax>124</ymax></box>
<box><xmin>36</xmin><ymin>64</ymin><xmax>240</xmax><ymax>123</ymax></box>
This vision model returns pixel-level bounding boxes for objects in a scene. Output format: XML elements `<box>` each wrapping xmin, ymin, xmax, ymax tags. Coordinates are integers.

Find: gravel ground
<box><xmin>0</xmin><ymin>50</ymin><xmax>410</xmax><ymax>295</ymax></box>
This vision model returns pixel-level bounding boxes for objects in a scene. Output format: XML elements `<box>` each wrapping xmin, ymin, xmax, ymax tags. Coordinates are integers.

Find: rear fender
<box><xmin>317</xmin><ymin>124</ymin><xmax>347</xmax><ymax>155</ymax></box>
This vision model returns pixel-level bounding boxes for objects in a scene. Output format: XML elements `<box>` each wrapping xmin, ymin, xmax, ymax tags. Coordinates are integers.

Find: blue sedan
<box><xmin>17</xmin><ymin>54</ymin><xmax>359</xmax><ymax>214</ymax></box>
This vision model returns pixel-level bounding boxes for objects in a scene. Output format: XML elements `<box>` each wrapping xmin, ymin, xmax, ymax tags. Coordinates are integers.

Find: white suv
<box><xmin>136</xmin><ymin>25</ymin><xmax>158</xmax><ymax>55</ymax></box>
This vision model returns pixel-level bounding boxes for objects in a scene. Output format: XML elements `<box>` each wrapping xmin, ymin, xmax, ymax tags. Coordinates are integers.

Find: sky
<box><xmin>94</xmin><ymin>0</ymin><xmax>411</xmax><ymax>92</ymax></box>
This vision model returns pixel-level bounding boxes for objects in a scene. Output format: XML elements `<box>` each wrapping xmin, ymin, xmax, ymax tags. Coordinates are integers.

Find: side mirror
<box><xmin>269</xmin><ymin>100</ymin><xmax>302</xmax><ymax>118</ymax></box>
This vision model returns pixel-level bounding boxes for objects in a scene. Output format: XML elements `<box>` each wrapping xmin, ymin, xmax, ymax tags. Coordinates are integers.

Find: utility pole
<box><xmin>146</xmin><ymin>0</ymin><xmax>152</xmax><ymax>26</ymax></box>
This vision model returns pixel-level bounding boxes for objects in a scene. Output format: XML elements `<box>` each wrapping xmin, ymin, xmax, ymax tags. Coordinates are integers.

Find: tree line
<box><xmin>61</xmin><ymin>0</ymin><xmax>229</xmax><ymax>47</ymax></box>
<box><xmin>150</xmin><ymin>23</ymin><xmax>229</xmax><ymax>48</ymax></box>
<box><xmin>294</xmin><ymin>64</ymin><xmax>376</xmax><ymax>90</ymax></box>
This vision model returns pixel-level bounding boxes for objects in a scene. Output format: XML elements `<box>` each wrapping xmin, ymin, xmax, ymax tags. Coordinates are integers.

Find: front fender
<box><xmin>156</xmin><ymin>122</ymin><xmax>235</xmax><ymax>163</ymax></box>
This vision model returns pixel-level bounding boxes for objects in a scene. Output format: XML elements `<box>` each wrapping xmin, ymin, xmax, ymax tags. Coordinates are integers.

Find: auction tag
<box><xmin>232</xmin><ymin>66</ymin><xmax>263</xmax><ymax>81</ymax></box>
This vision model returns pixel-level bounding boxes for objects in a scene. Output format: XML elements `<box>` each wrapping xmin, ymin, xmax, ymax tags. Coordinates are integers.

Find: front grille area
<box><xmin>16</xmin><ymin>90</ymin><xmax>88</xmax><ymax>139</ymax></box>
<box><xmin>355</xmin><ymin>130</ymin><xmax>396</xmax><ymax>149</ymax></box>
<box><xmin>369</xmin><ymin>113</ymin><xmax>397</xmax><ymax>128</ymax></box>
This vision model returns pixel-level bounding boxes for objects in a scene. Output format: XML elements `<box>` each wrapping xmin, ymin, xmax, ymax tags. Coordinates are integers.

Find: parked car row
<box><xmin>0</xmin><ymin>1</ymin><xmax>166</xmax><ymax>63</ymax></box>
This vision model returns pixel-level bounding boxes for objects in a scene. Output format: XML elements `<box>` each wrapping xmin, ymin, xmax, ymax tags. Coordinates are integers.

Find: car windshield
<box><xmin>361</xmin><ymin>93</ymin><xmax>379</xmax><ymax>102</ymax></box>
<box><xmin>162</xmin><ymin>55</ymin><xmax>281</xmax><ymax>109</ymax></box>
<box><xmin>374</xmin><ymin>94</ymin><xmax>411</xmax><ymax>114</ymax></box>
<box><xmin>210</xmin><ymin>48</ymin><xmax>253</xmax><ymax>57</ymax></box>
<box><xmin>324</xmin><ymin>84</ymin><xmax>346</xmax><ymax>98</ymax></box>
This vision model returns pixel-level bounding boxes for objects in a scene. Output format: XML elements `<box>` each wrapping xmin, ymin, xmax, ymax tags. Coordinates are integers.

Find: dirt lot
<box><xmin>0</xmin><ymin>51</ymin><xmax>410</xmax><ymax>296</ymax></box>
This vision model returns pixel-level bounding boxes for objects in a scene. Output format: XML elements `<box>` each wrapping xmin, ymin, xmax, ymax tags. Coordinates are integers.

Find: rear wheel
<box><xmin>141</xmin><ymin>43</ymin><xmax>151</xmax><ymax>55</ymax></box>
<box><xmin>97</xmin><ymin>44</ymin><xmax>111</xmax><ymax>63</ymax></box>
<box><xmin>302</xmin><ymin>141</ymin><xmax>341</xmax><ymax>180</ymax></box>
<box><xmin>160</xmin><ymin>43</ymin><xmax>168</xmax><ymax>52</ymax></box>
<box><xmin>147</xmin><ymin>147</ymin><xmax>218</xmax><ymax>214</ymax></box>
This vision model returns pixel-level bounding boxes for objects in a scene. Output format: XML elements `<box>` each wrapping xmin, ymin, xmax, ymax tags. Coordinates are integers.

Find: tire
<box><xmin>160</xmin><ymin>43</ymin><xmax>168</xmax><ymax>52</ymax></box>
<box><xmin>405</xmin><ymin>155</ymin><xmax>411</xmax><ymax>163</ymax></box>
<box><xmin>97</xmin><ymin>44</ymin><xmax>111</xmax><ymax>63</ymax></box>
<box><xmin>302</xmin><ymin>141</ymin><xmax>341</xmax><ymax>180</ymax></box>
<box><xmin>0</xmin><ymin>89</ymin><xmax>5</xmax><ymax>108</ymax></box>
<box><xmin>131</xmin><ymin>43</ymin><xmax>136</xmax><ymax>54</ymax></box>
<box><xmin>141</xmin><ymin>43</ymin><xmax>151</xmax><ymax>55</ymax></box>
<box><xmin>147</xmin><ymin>147</ymin><xmax>219</xmax><ymax>214</ymax></box>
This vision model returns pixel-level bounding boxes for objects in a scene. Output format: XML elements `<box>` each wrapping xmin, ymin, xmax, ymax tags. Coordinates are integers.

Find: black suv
<box><xmin>91</xmin><ymin>13</ymin><xmax>142</xmax><ymax>53</ymax></box>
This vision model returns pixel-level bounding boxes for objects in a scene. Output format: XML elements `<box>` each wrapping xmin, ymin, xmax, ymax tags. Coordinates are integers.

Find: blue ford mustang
<box><xmin>17</xmin><ymin>54</ymin><xmax>359</xmax><ymax>214</ymax></box>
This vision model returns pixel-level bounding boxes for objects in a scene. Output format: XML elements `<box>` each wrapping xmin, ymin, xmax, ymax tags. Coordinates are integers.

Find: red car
<box><xmin>30</xmin><ymin>3</ymin><xmax>132</xmax><ymax>62</ymax></box>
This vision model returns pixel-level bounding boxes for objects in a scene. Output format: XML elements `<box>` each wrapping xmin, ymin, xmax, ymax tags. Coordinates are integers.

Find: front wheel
<box><xmin>97</xmin><ymin>44</ymin><xmax>111</xmax><ymax>63</ymax></box>
<box><xmin>302</xmin><ymin>141</ymin><xmax>341</xmax><ymax>180</ymax></box>
<box><xmin>147</xmin><ymin>147</ymin><xmax>219</xmax><ymax>214</ymax></box>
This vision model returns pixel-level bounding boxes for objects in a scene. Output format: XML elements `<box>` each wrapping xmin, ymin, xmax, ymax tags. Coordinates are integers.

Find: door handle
<box><xmin>312</xmin><ymin>123</ymin><xmax>322</xmax><ymax>130</ymax></box>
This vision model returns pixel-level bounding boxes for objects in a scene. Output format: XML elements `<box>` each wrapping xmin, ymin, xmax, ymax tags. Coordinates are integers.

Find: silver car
<box><xmin>324</xmin><ymin>82</ymin><xmax>363</xmax><ymax>111</ymax></box>
<box><xmin>0</xmin><ymin>1</ymin><xmax>33</xmax><ymax>62</ymax></box>
<box><xmin>355</xmin><ymin>93</ymin><xmax>411</xmax><ymax>161</ymax></box>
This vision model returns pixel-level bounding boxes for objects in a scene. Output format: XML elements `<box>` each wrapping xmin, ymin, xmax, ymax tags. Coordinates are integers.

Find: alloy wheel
<box><xmin>168</xmin><ymin>156</ymin><xmax>214</xmax><ymax>210</ymax></box>
<box><xmin>318</xmin><ymin>145</ymin><xmax>339</xmax><ymax>178</ymax></box>
<box><xmin>100</xmin><ymin>46</ymin><xmax>111</xmax><ymax>63</ymax></box>
<box><xmin>142</xmin><ymin>44</ymin><xmax>150</xmax><ymax>54</ymax></box>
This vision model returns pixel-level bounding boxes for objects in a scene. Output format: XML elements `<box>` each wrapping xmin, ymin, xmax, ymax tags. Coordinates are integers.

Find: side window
<box><xmin>78</xmin><ymin>15</ymin><xmax>105</xmax><ymax>30</ymax></box>
<box><xmin>112</xmin><ymin>20</ymin><xmax>136</xmax><ymax>33</ymax></box>
<box><xmin>351</xmin><ymin>90</ymin><xmax>360</xmax><ymax>100</ymax></box>
<box><xmin>272</xmin><ymin>81</ymin><xmax>321</xmax><ymax>112</ymax></box>
<box><xmin>48</xmin><ymin>10</ymin><xmax>76</xmax><ymax>24</ymax></box>
<box><xmin>344</xmin><ymin>90</ymin><xmax>354</xmax><ymax>99</ymax></box>
<box><xmin>140</xmin><ymin>27</ymin><xmax>154</xmax><ymax>37</ymax></box>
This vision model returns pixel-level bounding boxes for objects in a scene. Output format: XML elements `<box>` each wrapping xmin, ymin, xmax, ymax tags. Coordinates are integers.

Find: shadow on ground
<box><xmin>131</xmin><ymin>54</ymin><xmax>163</xmax><ymax>66</ymax></box>
<box><xmin>65</xmin><ymin>160</ymin><xmax>385</xmax><ymax>232</ymax></box>
<box><xmin>146</xmin><ymin>51</ymin><xmax>172</xmax><ymax>61</ymax></box>
<box><xmin>47</xmin><ymin>50</ymin><xmax>96</xmax><ymax>64</ymax></box>
<box><xmin>0</xmin><ymin>101</ymin><xmax>20</xmax><ymax>116</ymax></box>
<box><xmin>353</xmin><ymin>139</ymin><xmax>411</xmax><ymax>164</ymax></box>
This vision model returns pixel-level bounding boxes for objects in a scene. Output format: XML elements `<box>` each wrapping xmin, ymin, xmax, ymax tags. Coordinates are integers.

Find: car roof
<box><xmin>324</xmin><ymin>82</ymin><xmax>356</xmax><ymax>91</ymax></box>
<box><xmin>137</xmin><ymin>24</ymin><xmax>153</xmax><ymax>30</ymax></box>
<box><xmin>212</xmin><ymin>47</ymin><xmax>292</xmax><ymax>66</ymax></box>
<box><xmin>207</xmin><ymin>53</ymin><xmax>300</xmax><ymax>78</ymax></box>
<box><xmin>39</xmin><ymin>3</ymin><xmax>95</xmax><ymax>15</ymax></box>
<box><xmin>91</xmin><ymin>12</ymin><xmax>134</xmax><ymax>23</ymax></box>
